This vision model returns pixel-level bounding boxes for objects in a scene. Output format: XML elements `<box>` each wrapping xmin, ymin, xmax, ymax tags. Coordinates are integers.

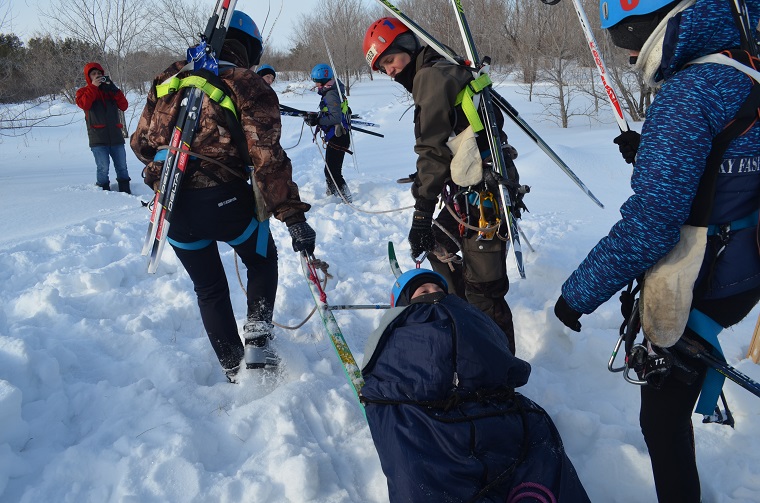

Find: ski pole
<box><xmin>544</xmin><ymin>0</ymin><xmax>631</xmax><ymax>132</ymax></box>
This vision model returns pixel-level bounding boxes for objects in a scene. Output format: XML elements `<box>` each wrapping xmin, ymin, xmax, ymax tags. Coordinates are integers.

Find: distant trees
<box><xmin>0</xmin><ymin>0</ymin><xmax>647</xmax><ymax>130</ymax></box>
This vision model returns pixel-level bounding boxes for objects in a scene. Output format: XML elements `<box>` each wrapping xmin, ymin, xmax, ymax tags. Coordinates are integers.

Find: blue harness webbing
<box><xmin>168</xmin><ymin>217</ymin><xmax>270</xmax><ymax>257</ymax></box>
<box><xmin>688</xmin><ymin>209</ymin><xmax>759</xmax><ymax>414</ymax></box>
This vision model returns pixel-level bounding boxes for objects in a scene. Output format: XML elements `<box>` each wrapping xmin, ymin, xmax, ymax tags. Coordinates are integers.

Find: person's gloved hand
<box><xmin>613</xmin><ymin>130</ymin><xmax>641</xmax><ymax>165</ymax></box>
<box><xmin>408</xmin><ymin>210</ymin><xmax>435</xmax><ymax>259</ymax></box>
<box><xmin>554</xmin><ymin>295</ymin><xmax>582</xmax><ymax>332</ymax></box>
<box><xmin>304</xmin><ymin>112</ymin><xmax>320</xmax><ymax>127</ymax></box>
<box><xmin>288</xmin><ymin>221</ymin><xmax>316</xmax><ymax>254</ymax></box>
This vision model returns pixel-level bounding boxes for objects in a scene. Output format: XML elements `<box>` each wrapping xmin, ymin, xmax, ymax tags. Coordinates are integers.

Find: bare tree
<box><xmin>0</xmin><ymin>0</ymin><xmax>9</xmax><ymax>30</ymax></box>
<box><xmin>146</xmin><ymin>0</ymin><xmax>206</xmax><ymax>56</ymax></box>
<box><xmin>257</xmin><ymin>0</ymin><xmax>284</xmax><ymax>59</ymax></box>
<box><xmin>291</xmin><ymin>0</ymin><xmax>372</xmax><ymax>94</ymax></box>
<box><xmin>43</xmin><ymin>0</ymin><xmax>152</xmax><ymax>89</ymax></box>
<box><xmin>504</xmin><ymin>0</ymin><xmax>556</xmax><ymax>97</ymax></box>
<box><xmin>530</xmin><ymin>0</ymin><xmax>593</xmax><ymax>127</ymax></box>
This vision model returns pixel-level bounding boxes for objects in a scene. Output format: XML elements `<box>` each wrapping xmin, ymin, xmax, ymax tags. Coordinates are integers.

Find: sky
<box><xmin>4</xmin><ymin>0</ymin><xmax>374</xmax><ymax>51</ymax></box>
<box><xmin>2</xmin><ymin>72</ymin><xmax>760</xmax><ymax>502</ymax></box>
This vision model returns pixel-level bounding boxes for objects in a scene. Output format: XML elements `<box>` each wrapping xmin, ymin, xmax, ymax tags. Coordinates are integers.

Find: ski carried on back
<box><xmin>373</xmin><ymin>0</ymin><xmax>603</xmax><ymax>210</ymax></box>
<box><xmin>300</xmin><ymin>252</ymin><xmax>365</xmax><ymax>405</ymax></box>
<box><xmin>448</xmin><ymin>0</ymin><xmax>525</xmax><ymax>278</ymax></box>
<box><xmin>142</xmin><ymin>0</ymin><xmax>236</xmax><ymax>273</ymax></box>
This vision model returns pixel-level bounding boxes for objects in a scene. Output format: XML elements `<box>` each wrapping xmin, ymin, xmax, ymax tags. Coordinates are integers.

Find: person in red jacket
<box><xmin>75</xmin><ymin>62</ymin><xmax>131</xmax><ymax>193</ymax></box>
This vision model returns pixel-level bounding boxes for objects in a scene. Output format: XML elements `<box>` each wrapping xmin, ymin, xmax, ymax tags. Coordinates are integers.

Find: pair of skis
<box><xmin>142</xmin><ymin>0</ymin><xmax>236</xmax><ymax>273</ymax></box>
<box><xmin>280</xmin><ymin>104</ymin><xmax>384</xmax><ymax>137</ymax></box>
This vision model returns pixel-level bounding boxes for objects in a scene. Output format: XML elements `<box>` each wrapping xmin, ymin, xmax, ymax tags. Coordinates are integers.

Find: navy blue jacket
<box><xmin>316</xmin><ymin>79</ymin><xmax>349</xmax><ymax>141</ymax></box>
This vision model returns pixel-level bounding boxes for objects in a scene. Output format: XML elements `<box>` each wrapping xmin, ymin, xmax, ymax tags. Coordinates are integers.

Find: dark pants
<box><xmin>168</xmin><ymin>182</ymin><xmax>278</xmax><ymax>370</ymax></box>
<box><xmin>639</xmin><ymin>287</ymin><xmax>760</xmax><ymax>502</ymax></box>
<box><xmin>429</xmin><ymin>208</ymin><xmax>515</xmax><ymax>354</ymax></box>
<box><xmin>324</xmin><ymin>133</ymin><xmax>350</xmax><ymax>192</ymax></box>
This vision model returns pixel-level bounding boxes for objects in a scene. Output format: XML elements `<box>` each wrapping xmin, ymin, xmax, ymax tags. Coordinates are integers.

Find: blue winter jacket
<box><xmin>563</xmin><ymin>0</ymin><xmax>760</xmax><ymax>314</ymax></box>
<box><xmin>316</xmin><ymin>79</ymin><xmax>350</xmax><ymax>141</ymax></box>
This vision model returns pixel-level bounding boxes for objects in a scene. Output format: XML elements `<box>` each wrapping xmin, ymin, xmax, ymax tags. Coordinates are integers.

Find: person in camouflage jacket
<box><xmin>131</xmin><ymin>11</ymin><xmax>316</xmax><ymax>381</ymax></box>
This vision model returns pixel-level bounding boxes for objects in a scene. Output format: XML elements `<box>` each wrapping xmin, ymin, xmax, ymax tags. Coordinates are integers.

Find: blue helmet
<box><xmin>599</xmin><ymin>0</ymin><xmax>677</xmax><ymax>29</ymax></box>
<box><xmin>311</xmin><ymin>63</ymin><xmax>333</xmax><ymax>84</ymax></box>
<box><xmin>227</xmin><ymin>11</ymin><xmax>263</xmax><ymax>65</ymax></box>
<box><xmin>390</xmin><ymin>269</ymin><xmax>448</xmax><ymax>307</ymax></box>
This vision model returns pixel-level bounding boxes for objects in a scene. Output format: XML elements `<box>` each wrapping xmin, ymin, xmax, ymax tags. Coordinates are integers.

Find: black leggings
<box><xmin>324</xmin><ymin>133</ymin><xmax>350</xmax><ymax>190</ymax></box>
<box><xmin>639</xmin><ymin>360</ymin><xmax>706</xmax><ymax>503</ymax></box>
<box><xmin>169</xmin><ymin>182</ymin><xmax>278</xmax><ymax>369</ymax></box>
<box><xmin>173</xmin><ymin>234</ymin><xmax>277</xmax><ymax>369</ymax></box>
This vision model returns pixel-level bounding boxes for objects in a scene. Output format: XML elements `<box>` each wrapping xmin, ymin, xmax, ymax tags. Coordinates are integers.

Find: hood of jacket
<box><xmin>83</xmin><ymin>62</ymin><xmax>105</xmax><ymax>85</ymax></box>
<box><xmin>657</xmin><ymin>0</ymin><xmax>760</xmax><ymax>83</ymax></box>
<box><xmin>361</xmin><ymin>295</ymin><xmax>530</xmax><ymax>403</ymax></box>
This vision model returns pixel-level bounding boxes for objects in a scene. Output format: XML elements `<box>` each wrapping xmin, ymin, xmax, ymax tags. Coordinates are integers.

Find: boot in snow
<box><xmin>97</xmin><ymin>182</ymin><xmax>111</xmax><ymax>191</ymax></box>
<box><xmin>117</xmin><ymin>178</ymin><xmax>132</xmax><ymax>194</ymax></box>
<box><xmin>243</xmin><ymin>318</ymin><xmax>279</xmax><ymax>369</ymax></box>
<box><xmin>336</xmin><ymin>183</ymin><xmax>353</xmax><ymax>203</ymax></box>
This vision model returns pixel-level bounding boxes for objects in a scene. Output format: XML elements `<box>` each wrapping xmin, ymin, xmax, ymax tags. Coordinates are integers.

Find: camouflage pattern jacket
<box><xmin>131</xmin><ymin>51</ymin><xmax>310</xmax><ymax>225</ymax></box>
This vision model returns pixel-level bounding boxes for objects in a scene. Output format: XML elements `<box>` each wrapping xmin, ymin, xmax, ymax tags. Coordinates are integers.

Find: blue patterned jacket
<box><xmin>563</xmin><ymin>0</ymin><xmax>760</xmax><ymax>314</ymax></box>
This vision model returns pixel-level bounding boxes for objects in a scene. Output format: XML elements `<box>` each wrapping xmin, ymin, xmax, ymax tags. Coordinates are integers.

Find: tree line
<box><xmin>1</xmin><ymin>0</ymin><xmax>648</xmax><ymax>131</ymax></box>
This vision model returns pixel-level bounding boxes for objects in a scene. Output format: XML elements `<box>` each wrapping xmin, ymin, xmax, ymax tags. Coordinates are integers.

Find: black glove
<box><xmin>100</xmin><ymin>76</ymin><xmax>119</xmax><ymax>92</ymax></box>
<box><xmin>304</xmin><ymin>112</ymin><xmax>320</xmax><ymax>127</ymax></box>
<box><xmin>554</xmin><ymin>295</ymin><xmax>582</xmax><ymax>332</ymax></box>
<box><xmin>288</xmin><ymin>221</ymin><xmax>316</xmax><ymax>254</ymax></box>
<box><xmin>613</xmin><ymin>130</ymin><xmax>641</xmax><ymax>165</ymax></box>
<box><xmin>408</xmin><ymin>210</ymin><xmax>435</xmax><ymax>259</ymax></box>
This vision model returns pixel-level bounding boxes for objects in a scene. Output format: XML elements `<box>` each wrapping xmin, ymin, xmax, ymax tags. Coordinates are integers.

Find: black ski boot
<box><xmin>97</xmin><ymin>182</ymin><xmax>111</xmax><ymax>191</ymax></box>
<box><xmin>117</xmin><ymin>178</ymin><xmax>132</xmax><ymax>194</ymax></box>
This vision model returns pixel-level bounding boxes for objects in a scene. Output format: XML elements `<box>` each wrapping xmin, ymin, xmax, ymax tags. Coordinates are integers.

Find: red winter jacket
<box><xmin>75</xmin><ymin>62</ymin><xmax>128</xmax><ymax>147</ymax></box>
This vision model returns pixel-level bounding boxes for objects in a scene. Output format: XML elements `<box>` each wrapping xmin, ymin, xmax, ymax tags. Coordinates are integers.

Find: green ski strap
<box><xmin>454</xmin><ymin>73</ymin><xmax>492</xmax><ymax>133</ymax></box>
<box><xmin>157</xmin><ymin>74</ymin><xmax>238</xmax><ymax>119</ymax></box>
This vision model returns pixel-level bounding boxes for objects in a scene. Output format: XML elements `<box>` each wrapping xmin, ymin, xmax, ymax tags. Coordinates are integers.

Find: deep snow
<box><xmin>1</xmin><ymin>73</ymin><xmax>760</xmax><ymax>502</ymax></box>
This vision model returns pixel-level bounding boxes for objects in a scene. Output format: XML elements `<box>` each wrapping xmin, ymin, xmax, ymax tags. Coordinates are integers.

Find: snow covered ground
<box><xmin>1</xmin><ymin>74</ymin><xmax>760</xmax><ymax>502</ymax></box>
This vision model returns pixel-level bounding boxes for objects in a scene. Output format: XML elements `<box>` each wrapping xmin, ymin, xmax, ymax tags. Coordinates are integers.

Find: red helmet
<box><xmin>363</xmin><ymin>17</ymin><xmax>411</xmax><ymax>71</ymax></box>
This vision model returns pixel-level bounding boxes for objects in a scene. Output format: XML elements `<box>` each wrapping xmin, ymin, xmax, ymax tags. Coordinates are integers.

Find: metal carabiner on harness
<box><xmin>477</xmin><ymin>191</ymin><xmax>500</xmax><ymax>241</ymax></box>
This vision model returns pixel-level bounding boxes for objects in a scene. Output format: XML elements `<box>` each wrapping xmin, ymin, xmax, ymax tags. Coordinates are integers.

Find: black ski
<box><xmin>673</xmin><ymin>337</ymin><xmax>760</xmax><ymax>399</ymax></box>
<box><xmin>448</xmin><ymin>0</ymin><xmax>525</xmax><ymax>278</ymax></box>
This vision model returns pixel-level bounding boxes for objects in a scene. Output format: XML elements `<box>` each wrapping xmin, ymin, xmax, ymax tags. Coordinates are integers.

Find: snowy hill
<box><xmin>1</xmin><ymin>75</ymin><xmax>759</xmax><ymax>502</ymax></box>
